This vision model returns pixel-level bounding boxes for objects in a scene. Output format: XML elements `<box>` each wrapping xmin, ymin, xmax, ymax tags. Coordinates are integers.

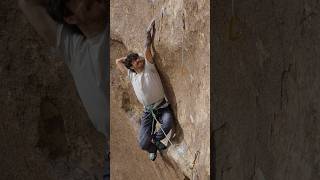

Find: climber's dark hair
<box><xmin>124</xmin><ymin>52</ymin><xmax>139</xmax><ymax>73</ymax></box>
<box><xmin>46</xmin><ymin>0</ymin><xmax>82</xmax><ymax>34</ymax></box>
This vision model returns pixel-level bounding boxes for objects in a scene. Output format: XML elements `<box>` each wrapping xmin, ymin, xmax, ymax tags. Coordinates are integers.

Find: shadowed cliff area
<box><xmin>0</xmin><ymin>1</ymin><xmax>106</xmax><ymax>179</ymax></box>
<box><xmin>213</xmin><ymin>0</ymin><xmax>320</xmax><ymax>180</ymax></box>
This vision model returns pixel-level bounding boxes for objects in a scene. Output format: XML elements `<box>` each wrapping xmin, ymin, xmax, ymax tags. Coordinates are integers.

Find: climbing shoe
<box><xmin>149</xmin><ymin>152</ymin><xmax>157</xmax><ymax>161</ymax></box>
<box><xmin>155</xmin><ymin>140</ymin><xmax>167</xmax><ymax>151</ymax></box>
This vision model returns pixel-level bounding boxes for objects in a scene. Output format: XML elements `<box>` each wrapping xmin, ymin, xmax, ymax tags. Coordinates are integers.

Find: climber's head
<box><xmin>124</xmin><ymin>52</ymin><xmax>145</xmax><ymax>73</ymax></box>
<box><xmin>47</xmin><ymin>0</ymin><xmax>106</xmax><ymax>34</ymax></box>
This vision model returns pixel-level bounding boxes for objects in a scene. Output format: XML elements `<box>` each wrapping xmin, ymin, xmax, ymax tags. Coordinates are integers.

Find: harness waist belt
<box><xmin>145</xmin><ymin>98</ymin><xmax>168</xmax><ymax>111</ymax></box>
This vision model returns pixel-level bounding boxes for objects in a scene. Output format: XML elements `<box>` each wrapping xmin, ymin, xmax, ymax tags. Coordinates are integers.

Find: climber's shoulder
<box><xmin>143</xmin><ymin>58</ymin><xmax>157</xmax><ymax>72</ymax></box>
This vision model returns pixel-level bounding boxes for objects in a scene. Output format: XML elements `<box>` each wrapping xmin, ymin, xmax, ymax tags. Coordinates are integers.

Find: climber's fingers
<box><xmin>146</xmin><ymin>27</ymin><xmax>155</xmax><ymax>42</ymax></box>
<box><xmin>150</xmin><ymin>18</ymin><xmax>155</xmax><ymax>27</ymax></box>
<box><xmin>146</xmin><ymin>29</ymin><xmax>152</xmax><ymax>39</ymax></box>
<box><xmin>146</xmin><ymin>18</ymin><xmax>156</xmax><ymax>33</ymax></box>
<box><xmin>152</xmin><ymin>21</ymin><xmax>156</xmax><ymax>33</ymax></box>
<box><xmin>152</xmin><ymin>19</ymin><xmax>156</xmax><ymax>29</ymax></box>
<box><xmin>151</xmin><ymin>26</ymin><xmax>156</xmax><ymax>41</ymax></box>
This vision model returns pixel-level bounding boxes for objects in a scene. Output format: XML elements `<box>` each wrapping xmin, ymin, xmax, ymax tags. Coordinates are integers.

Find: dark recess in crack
<box><xmin>280</xmin><ymin>63</ymin><xmax>292</xmax><ymax>110</ymax></box>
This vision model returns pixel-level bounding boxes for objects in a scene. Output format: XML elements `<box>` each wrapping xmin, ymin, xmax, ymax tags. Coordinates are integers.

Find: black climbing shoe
<box><xmin>149</xmin><ymin>152</ymin><xmax>157</xmax><ymax>161</ymax></box>
<box><xmin>155</xmin><ymin>140</ymin><xmax>167</xmax><ymax>151</ymax></box>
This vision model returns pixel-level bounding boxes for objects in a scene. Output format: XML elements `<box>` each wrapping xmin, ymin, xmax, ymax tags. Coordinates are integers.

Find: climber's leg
<box><xmin>103</xmin><ymin>141</ymin><xmax>110</xmax><ymax>180</ymax></box>
<box><xmin>138</xmin><ymin>111</ymin><xmax>157</xmax><ymax>153</ymax></box>
<box><xmin>153</xmin><ymin>105</ymin><xmax>174</xmax><ymax>141</ymax></box>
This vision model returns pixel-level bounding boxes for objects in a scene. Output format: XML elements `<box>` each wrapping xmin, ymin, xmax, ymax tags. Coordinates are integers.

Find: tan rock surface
<box><xmin>110</xmin><ymin>0</ymin><xmax>210</xmax><ymax>179</ymax></box>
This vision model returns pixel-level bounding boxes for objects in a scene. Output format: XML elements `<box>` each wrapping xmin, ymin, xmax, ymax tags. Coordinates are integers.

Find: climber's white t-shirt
<box><xmin>128</xmin><ymin>58</ymin><xmax>166</xmax><ymax>107</ymax></box>
<box><xmin>56</xmin><ymin>24</ymin><xmax>108</xmax><ymax>138</ymax></box>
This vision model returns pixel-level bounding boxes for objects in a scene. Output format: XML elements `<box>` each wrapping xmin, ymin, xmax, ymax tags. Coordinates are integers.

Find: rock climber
<box><xmin>116</xmin><ymin>19</ymin><xmax>174</xmax><ymax>161</ymax></box>
<box><xmin>18</xmin><ymin>0</ymin><xmax>109</xmax><ymax>179</ymax></box>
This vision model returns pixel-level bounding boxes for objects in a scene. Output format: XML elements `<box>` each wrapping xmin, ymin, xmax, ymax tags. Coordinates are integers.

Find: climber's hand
<box><xmin>146</xmin><ymin>18</ymin><xmax>155</xmax><ymax>33</ymax></box>
<box><xmin>145</xmin><ymin>19</ymin><xmax>156</xmax><ymax>45</ymax></box>
<box><xmin>115</xmin><ymin>56</ymin><xmax>128</xmax><ymax>74</ymax></box>
<box><xmin>144</xmin><ymin>19</ymin><xmax>156</xmax><ymax>64</ymax></box>
<box><xmin>145</xmin><ymin>30</ymin><xmax>152</xmax><ymax>46</ymax></box>
<box><xmin>151</xmin><ymin>21</ymin><xmax>156</xmax><ymax>41</ymax></box>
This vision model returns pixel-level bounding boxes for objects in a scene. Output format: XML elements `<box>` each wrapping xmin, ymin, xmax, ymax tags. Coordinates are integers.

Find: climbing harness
<box><xmin>145</xmin><ymin>105</ymin><xmax>174</xmax><ymax>146</ymax></box>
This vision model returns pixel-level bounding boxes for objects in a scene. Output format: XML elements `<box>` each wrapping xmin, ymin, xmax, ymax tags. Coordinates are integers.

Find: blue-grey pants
<box><xmin>138</xmin><ymin>105</ymin><xmax>174</xmax><ymax>153</ymax></box>
<box><xmin>103</xmin><ymin>142</ymin><xmax>110</xmax><ymax>180</ymax></box>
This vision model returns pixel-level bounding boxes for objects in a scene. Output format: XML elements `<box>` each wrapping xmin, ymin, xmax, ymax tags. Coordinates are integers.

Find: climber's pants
<box><xmin>103</xmin><ymin>142</ymin><xmax>110</xmax><ymax>180</ymax></box>
<box><xmin>138</xmin><ymin>105</ymin><xmax>174</xmax><ymax>153</ymax></box>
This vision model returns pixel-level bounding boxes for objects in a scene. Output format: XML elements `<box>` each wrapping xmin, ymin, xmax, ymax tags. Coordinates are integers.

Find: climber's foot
<box><xmin>149</xmin><ymin>152</ymin><xmax>157</xmax><ymax>161</ymax></box>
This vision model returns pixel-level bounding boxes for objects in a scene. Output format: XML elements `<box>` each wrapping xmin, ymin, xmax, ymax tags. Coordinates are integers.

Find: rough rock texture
<box><xmin>110</xmin><ymin>0</ymin><xmax>210</xmax><ymax>179</ymax></box>
<box><xmin>110</xmin><ymin>40</ymin><xmax>185</xmax><ymax>180</ymax></box>
<box><xmin>0</xmin><ymin>1</ymin><xmax>105</xmax><ymax>179</ymax></box>
<box><xmin>213</xmin><ymin>1</ymin><xmax>320</xmax><ymax>180</ymax></box>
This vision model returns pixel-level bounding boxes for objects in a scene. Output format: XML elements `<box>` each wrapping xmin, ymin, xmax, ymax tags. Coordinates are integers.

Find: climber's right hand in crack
<box><xmin>144</xmin><ymin>18</ymin><xmax>156</xmax><ymax>64</ymax></box>
<box><xmin>146</xmin><ymin>18</ymin><xmax>155</xmax><ymax>35</ymax></box>
<box><xmin>147</xmin><ymin>18</ymin><xmax>155</xmax><ymax>31</ymax></box>
<box><xmin>115</xmin><ymin>56</ymin><xmax>128</xmax><ymax>74</ymax></box>
<box><xmin>18</xmin><ymin>0</ymin><xmax>57</xmax><ymax>47</ymax></box>
<box><xmin>146</xmin><ymin>18</ymin><xmax>156</xmax><ymax>44</ymax></box>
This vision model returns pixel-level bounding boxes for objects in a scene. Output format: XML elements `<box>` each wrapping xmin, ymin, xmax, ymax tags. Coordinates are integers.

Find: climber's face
<box><xmin>131</xmin><ymin>56</ymin><xmax>145</xmax><ymax>71</ymax></box>
<box><xmin>64</xmin><ymin>0</ymin><xmax>106</xmax><ymax>26</ymax></box>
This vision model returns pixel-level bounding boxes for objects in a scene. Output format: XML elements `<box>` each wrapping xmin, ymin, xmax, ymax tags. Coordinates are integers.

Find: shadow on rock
<box><xmin>36</xmin><ymin>96</ymin><xmax>70</xmax><ymax>160</ymax></box>
<box><xmin>152</xmin><ymin>46</ymin><xmax>184</xmax><ymax>146</ymax></box>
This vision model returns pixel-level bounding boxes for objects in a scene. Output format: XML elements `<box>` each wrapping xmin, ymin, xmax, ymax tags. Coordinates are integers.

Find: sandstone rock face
<box><xmin>110</xmin><ymin>0</ymin><xmax>210</xmax><ymax>179</ymax></box>
<box><xmin>213</xmin><ymin>1</ymin><xmax>320</xmax><ymax>180</ymax></box>
<box><xmin>0</xmin><ymin>1</ymin><xmax>105</xmax><ymax>179</ymax></box>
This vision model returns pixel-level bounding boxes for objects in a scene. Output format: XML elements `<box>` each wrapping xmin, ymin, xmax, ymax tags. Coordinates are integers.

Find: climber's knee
<box><xmin>161</xmin><ymin>108</ymin><xmax>174</xmax><ymax>130</ymax></box>
<box><xmin>139</xmin><ymin>136</ymin><xmax>151</xmax><ymax>150</ymax></box>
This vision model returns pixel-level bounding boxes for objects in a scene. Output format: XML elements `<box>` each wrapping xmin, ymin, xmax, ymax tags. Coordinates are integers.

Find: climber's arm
<box><xmin>18</xmin><ymin>0</ymin><xmax>57</xmax><ymax>47</ymax></box>
<box><xmin>144</xmin><ymin>19</ymin><xmax>156</xmax><ymax>64</ymax></box>
<box><xmin>116</xmin><ymin>57</ymin><xmax>128</xmax><ymax>74</ymax></box>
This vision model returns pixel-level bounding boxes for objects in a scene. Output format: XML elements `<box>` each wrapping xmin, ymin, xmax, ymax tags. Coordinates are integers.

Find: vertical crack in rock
<box><xmin>182</xmin><ymin>12</ymin><xmax>186</xmax><ymax>30</ymax></box>
<box><xmin>280</xmin><ymin>64</ymin><xmax>292</xmax><ymax>110</ymax></box>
